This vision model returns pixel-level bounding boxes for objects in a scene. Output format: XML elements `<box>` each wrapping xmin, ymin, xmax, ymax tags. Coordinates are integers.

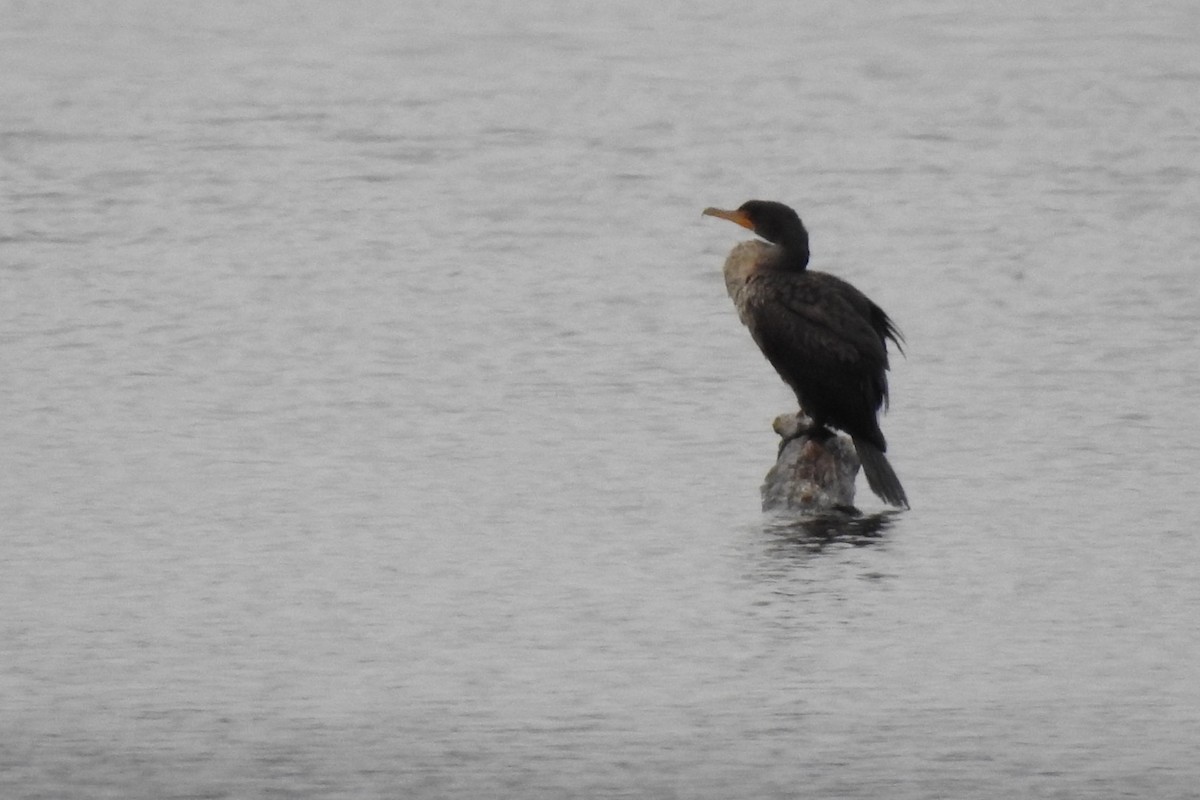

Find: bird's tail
<box><xmin>852</xmin><ymin>437</ymin><xmax>909</xmax><ymax>509</ymax></box>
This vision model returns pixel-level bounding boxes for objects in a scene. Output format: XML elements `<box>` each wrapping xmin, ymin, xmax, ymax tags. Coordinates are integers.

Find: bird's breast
<box><xmin>722</xmin><ymin>240</ymin><xmax>773</xmax><ymax>326</ymax></box>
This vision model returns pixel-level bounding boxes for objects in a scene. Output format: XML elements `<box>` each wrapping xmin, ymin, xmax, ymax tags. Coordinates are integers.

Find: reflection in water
<box><xmin>742</xmin><ymin>511</ymin><xmax>899</xmax><ymax>617</ymax></box>
<box><xmin>761</xmin><ymin>511</ymin><xmax>896</xmax><ymax>557</ymax></box>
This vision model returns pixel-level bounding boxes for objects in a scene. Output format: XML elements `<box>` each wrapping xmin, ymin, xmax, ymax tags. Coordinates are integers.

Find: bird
<box><xmin>702</xmin><ymin>200</ymin><xmax>908</xmax><ymax>508</ymax></box>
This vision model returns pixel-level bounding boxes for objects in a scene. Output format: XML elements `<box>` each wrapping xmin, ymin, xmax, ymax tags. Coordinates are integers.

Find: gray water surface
<box><xmin>3</xmin><ymin>2</ymin><xmax>1200</xmax><ymax>798</ymax></box>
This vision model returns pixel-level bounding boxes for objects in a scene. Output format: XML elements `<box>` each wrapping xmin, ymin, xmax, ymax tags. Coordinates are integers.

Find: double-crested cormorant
<box><xmin>703</xmin><ymin>200</ymin><xmax>908</xmax><ymax>508</ymax></box>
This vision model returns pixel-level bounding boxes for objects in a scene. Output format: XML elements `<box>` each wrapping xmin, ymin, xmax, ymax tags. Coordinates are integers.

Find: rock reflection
<box><xmin>761</xmin><ymin>511</ymin><xmax>896</xmax><ymax>558</ymax></box>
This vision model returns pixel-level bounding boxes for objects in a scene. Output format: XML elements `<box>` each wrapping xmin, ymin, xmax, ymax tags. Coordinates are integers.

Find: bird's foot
<box><xmin>804</xmin><ymin>423</ymin><xmax>835</xmax><ymax>443</ymax></box>
<box><xmin>774</xmin><ymin>416</ymin><xmax>834</xmax><ymax>458</ymax></box>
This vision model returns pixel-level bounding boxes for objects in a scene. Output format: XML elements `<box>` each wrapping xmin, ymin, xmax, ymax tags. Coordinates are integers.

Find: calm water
<box><xmin>3</xmin><ymin>2</ymin><xmax>1200</xmax><ymax>798</ymax></box>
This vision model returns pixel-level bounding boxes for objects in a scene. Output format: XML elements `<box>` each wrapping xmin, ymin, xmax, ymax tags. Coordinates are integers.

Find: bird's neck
<box><xmin>770</xmin><ymin>230</ymin><xmax>810</xmax><ymax>271</ymax></box>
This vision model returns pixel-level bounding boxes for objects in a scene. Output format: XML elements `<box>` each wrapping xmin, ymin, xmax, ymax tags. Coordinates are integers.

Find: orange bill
<box><xmin>701</xmin><ymin>207</ymin><xmax>754</xmax><ymax>231</ymax></box>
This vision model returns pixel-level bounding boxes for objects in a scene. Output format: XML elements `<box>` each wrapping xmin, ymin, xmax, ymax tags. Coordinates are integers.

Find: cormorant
<box><xmin>703</xmin><ymin>200</ymin><xmax>908</xmax><ymax>508</ymax></box>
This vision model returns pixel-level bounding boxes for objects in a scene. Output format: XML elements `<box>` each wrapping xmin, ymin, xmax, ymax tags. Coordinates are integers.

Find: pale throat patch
<box><xmin>722</xmin><ymin>239</ymin><xmax>774</xmax><ymax>326</ymax></box>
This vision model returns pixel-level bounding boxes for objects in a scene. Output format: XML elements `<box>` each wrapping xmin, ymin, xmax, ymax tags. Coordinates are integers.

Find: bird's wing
<box><xmin>744</xmin><ymin>272</ymin><xmax>889</xmax><ymax>368</ymax></box>
<box><xmin>870</xmin><ymin>300</ymin><xmax>905</xmax><ymax>354</ymax></box>
<box><xmin>742</xmin><ymin>271</ymin><xmax>891</xmax><ymax>417</ymax></box>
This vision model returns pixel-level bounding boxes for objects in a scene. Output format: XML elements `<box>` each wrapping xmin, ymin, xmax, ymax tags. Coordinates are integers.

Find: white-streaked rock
<box><xmin>761</xmin><ymin>412</ymin><xmax>861</xmax><ymax>513</ymax></box>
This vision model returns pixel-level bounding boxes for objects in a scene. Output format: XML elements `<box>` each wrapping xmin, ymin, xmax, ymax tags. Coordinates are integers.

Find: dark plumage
<box><xmin>703</xmin><ymin>200</ymin><xmax>908</xmax><ymax>508</ymax></box>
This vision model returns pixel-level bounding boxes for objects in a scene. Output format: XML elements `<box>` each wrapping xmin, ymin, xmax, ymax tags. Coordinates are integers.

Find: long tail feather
<box><xmin>853</xmin><ymin>437</ymin><xmax>909</xmax><ymax>508</ymax></box>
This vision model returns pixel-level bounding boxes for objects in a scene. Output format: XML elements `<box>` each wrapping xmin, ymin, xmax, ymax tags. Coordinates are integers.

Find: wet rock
<box><xmin>761</xmin><ymin>412</ymin><xmax>861</xmax><ymax>514</ymax></box>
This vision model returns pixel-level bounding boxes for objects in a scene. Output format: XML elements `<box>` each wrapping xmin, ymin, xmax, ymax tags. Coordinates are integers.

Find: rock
<box><xmin>761</xmin><ymin>412</ymin><xmax>861</xmax><ymax>514</ymax></box>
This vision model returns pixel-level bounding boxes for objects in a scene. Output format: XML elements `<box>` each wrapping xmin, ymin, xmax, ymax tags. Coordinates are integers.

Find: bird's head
<box><xmin>703</xmin><ymin>200</ymin><xmax>810</xmax><ymax>264</ymax></box>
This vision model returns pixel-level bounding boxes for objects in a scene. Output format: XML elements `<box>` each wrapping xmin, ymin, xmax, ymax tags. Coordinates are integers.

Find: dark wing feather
<box><xmin>870</xmin><ymin>301</ymin><xmax>905</xmax><ymax>356</ymax></box>
<box><xmin>741</xmin><ymin>271</ymin><xmax>892</xmax><ymax>445</ymax></box>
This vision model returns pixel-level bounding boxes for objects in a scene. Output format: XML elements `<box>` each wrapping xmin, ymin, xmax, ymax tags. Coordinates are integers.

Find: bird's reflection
<box><xmin>761</xmin><ymin>510</ymin><xmax>895</xmax><ymax>558</ymax></box>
